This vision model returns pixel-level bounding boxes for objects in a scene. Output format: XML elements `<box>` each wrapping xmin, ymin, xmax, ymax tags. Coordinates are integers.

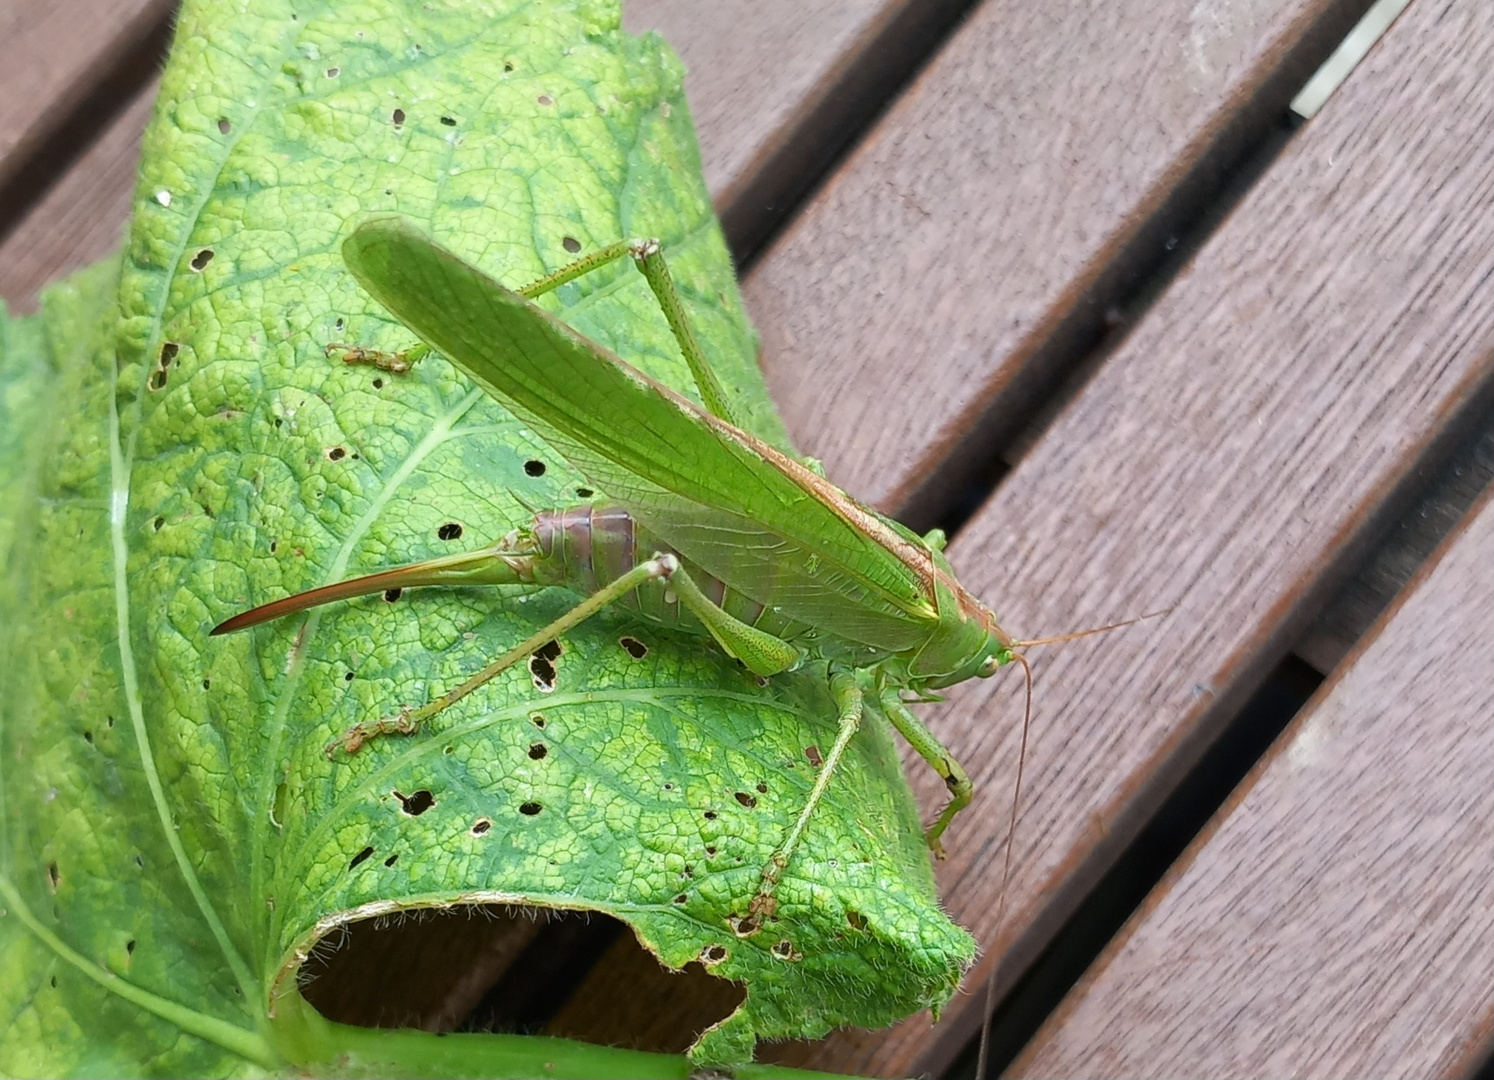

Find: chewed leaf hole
<box><xmin>158</xmin><ymin>341</ymin><xmax>178</xmax><ymax>366</ymax></box>
<box><xmin>523</xmin><ymin>459</ymin><xmax>546</xmax><ymax>477</ymax></box>
<box><xmin>805</xmin><ymin>745</ymin><xmax>824</xmax><ymax>768</ymax></box>
<box><xmin>189</xmin><ymin>248</ymin><xmax>214</xmax><ymax>271</ymax></box>
<box><xmin>527</xmin><ymin>743</ymin><xmax>547</xmax><ymax>760</ymax></box>
<box><xmin>575</xmin><ymin>487</ymin><xmax>593</xmax><ymax>498</ymax></box>
<box><xmin>729</xmin><ymin>914</ymin><xmax>760</xmax><ymax>937</ymax></box>
<box><xmin>152</xmin><ymin>516</ymin><xmax>165</xmax><ymax>531</ymax></box>
<box><xmin>217</xmin><ymin>117</ymin><xmax>231</xmax><ymax>134</ymax></box>
<box><xmin>325</xmin><ymin>446</ymin><xmax>346</xmax><ymax>461</ymax></box>
<box><xmin>734</xmin><ymin>792</ymin><xmax>757</xmax><ymax>808</ymax></box>
<box><xmin>537</xmin><ymin>93</ymin><xmax>554</xmax><ymax>106</ymax></box>
<box><xmin>348</xmin><ymin>846</ymin><xmax>375</xmax><ymax>870</ymax></box>
<box><xmin>298</xmin><ymin>907</ymin><xmax>743</xmax><ymax>1052</ymax></box>
<box><xmin>393</xmin><ymin>789</ymin><xmax>435</xmax><ymax>816</ymax></box>
<box><xmin>46</xmin><ymin>862</ymin><xmax>59</xmax><ymax>892</ymax></box>
<box><xmin>755</xmin><ymin>781</ymin><xmax>767</xmax><ymax>794</ymax></box>
<box><xmin>530</xmin><ymin>712</ymin><xmax>546</xmax><ymax>728</ymax></box>
<box><xmin>383</xmin><ymin>588</ymin><xmax>402</xmax><ymax>602</ymax></box>
<box><xmin>325</xmin><ymin>66</ymin><xmax>340</xmax><ymax>78</ymax></box>
<box><xmin>440</xmin><ymin>115</ymin><xmax>456</xmax><ymax>126</ymax></box>
<box><xmin>529</xmin><ymin>640</ymin><xmax>561</xmax><ymax>692</ymax></box>
<box><xmin>437</xmin><ymin>521</ymin><xmax>463</xmax><ymax>541</ymax></box>
<box><xmin>562</xmin><ymin>236</ymin><xmax>581</xmax><ymax>253</ymax></box>
<box><xmin>148</xmin><ymin>368</ymin><xmax>169</xmax><ymax>391</ymax></box>
<box><xmin>703</xmin><ymin>811</ymin><xmax>717</xmax><ymax>821</ymax></box>
<box><xmin>770</xmin><ymin>940</ymin><xmax>801</xmax><ymax>961</ymax></box>
<box><xmin>619</xmin><ymin>635</ymin><xmax>648</xmax><ymax>659</ymax></box>
<box><xmin>384</xmin><ymin>854</ymin><xmax>398</xmax><ymax>867</ymax></box>
<box><xmin>126</xmin><ymin>939</ymin><xmax>136</xmax><ymax>955</ymax></box>
<box><xmin>846</xmin><ymin>909</ymin><xmax>867</xmax><ymax>931</ymax></box>
<box><xmin>673</xmin><ymin>893</ymin><xmax>688</xmax><ymax>905</ymax></box>
<box><xmin>471</xmin><ymin>818</ymin><xmax>492</xmax><ymax>836</ymax></box>
<box><xmin>518</xmin><ymin>801</ymin><xmax>543</xmax><ymax>816</ymax></box>
<box><xmin>701</xmin><ymin>944</ymin><xmax>727</xmax><ymax>964</ymax></box>
<box><xmin>391</xmin><ymin>107</ymin><xmax>405</xmax><ymax>126</ymax></box>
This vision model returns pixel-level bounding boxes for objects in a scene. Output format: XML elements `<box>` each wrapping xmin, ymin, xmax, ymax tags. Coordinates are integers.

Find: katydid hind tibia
<box><xmin>213</xmin><ymin>216</ymin><xmax>1114</xmax><ymax>920</ymax></box>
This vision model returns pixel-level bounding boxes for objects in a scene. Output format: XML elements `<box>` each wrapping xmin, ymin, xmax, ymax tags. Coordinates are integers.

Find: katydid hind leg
<box><xmin>330</xmin><ymin>555</ymin><xmax>677</xmax><ymax>755</ymax></box>
<box><xmin>746</xmin><ymin>666</ymin><xmax>863</xmax><ymax>926</ymax></box>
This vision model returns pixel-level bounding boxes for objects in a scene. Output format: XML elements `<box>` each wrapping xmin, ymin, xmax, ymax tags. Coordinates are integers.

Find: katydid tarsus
<box><xmin>214</xmin><ymin>216</ymin><xmax>1144</xmax><ymax>924</ymax></box>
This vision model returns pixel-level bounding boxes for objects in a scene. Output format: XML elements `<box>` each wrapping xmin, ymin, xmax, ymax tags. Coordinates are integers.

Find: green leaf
<box><xmin>1</xmin><ymin>1</ymin><xmax>974</xmax><ymax>1074</ymax></box>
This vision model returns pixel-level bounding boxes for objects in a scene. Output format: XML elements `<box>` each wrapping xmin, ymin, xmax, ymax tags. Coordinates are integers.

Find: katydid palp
<box><xmin>213</xmin><ymin>216</ymin><xmax>1123</xmax><ymax>920</ymax></box>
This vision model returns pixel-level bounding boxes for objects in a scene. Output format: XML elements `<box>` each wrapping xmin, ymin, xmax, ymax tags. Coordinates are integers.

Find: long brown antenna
<box><xmin>1012</xmin><ymin>607</ymin><xmax>1170</xmax><ymax>650</ymax></box>
<box><xmin>976</xmin><ymin>650</ymin><xmax>1033</xmax><ymax>1080</ymax></box>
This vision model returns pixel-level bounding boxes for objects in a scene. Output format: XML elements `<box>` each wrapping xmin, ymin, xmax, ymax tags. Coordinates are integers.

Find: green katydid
<box><xmin>213</xmin><ymin>216</ymin><xmax>1135</xmax><ymax>921</ymax></box>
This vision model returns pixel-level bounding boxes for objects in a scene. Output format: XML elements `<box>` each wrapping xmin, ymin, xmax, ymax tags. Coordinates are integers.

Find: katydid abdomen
<box><xmin>212</xmin><ymin>501</ymin><xmax>811</xmax><ymax>650</ymax></box>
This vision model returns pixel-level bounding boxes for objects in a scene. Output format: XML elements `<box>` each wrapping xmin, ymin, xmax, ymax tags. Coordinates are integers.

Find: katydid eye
<box><xmin>977</xmin><ymin>655</ymin><xmax>1001</xmax><ymax>678</ymax></box>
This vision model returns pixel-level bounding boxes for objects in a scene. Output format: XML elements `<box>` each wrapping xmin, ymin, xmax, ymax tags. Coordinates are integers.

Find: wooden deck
<box><xmin>5</xmin><ymin>1</ymin><xmax>1490</xmax><ymax>1076</ymax></box>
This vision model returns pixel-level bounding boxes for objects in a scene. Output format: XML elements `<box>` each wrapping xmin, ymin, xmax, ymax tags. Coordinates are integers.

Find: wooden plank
<box><xmin>2</xmin><ymin>3</ymin><xmax>966</xmax><ymax>307</ymax></box>
<box><xmin>624</xmin><ymin>0</ymin><xmax>972</xmax><ymax>256</ymax></box>
<box><xmin>1300</xmin><ymin>412</ymin><xmax>1494</xmax><ymax>671</ymax></box>
<box><xmin>741</xmin><ymin>0</ymin><xmax>1374</xmax><ymax>525</ymax></box>
<box><xmin>1012</xmin><ymin>484</ymin><xmax>1494</xmax><ymax>1079</ymax></box>
<box><xmin>0</xmin><ymin>0</ymin><xmax>173</xmax><ymax>208</ymax></box>
<box><xmin>771</xmin><ymin>0</ymin><xmax>1494</xmax><ymax>1073</ymax></box>
<box><xmin>0</xmin><ymin>81</ymin><xmax>156</xmax><ymax>313</ymax></box>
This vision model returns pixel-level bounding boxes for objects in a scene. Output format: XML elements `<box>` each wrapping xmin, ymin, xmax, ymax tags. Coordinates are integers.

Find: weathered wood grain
<box><xmin>1012</xmin><ymin>483</ymin><xmax>1494</xmax><ymax>1079</ymax></box>
<box><xmin>1</xmin><ymin>2</ymin><xmax>971</xmax><ymax>308</ymax></box>
<box><xmin>624</xmin><ymin>0</ymin><xmax>971</xmax><ymax>257</ymax></box>
<box><xmin>0</xmin><ymin>0</ymin><xmax>172</xmax><ymax>207</ymax></box>
<box><xmin>741</xmin><ymin>0</ymin><xmax>1374</xmax><ymax>525</ymax></box>
<box><xmin>0</xmin><ymin>81</ymin><xmax>155</xmax><ymax>313</ymax></box>
<box><xmin>775</xmin><ymin>0</ymin><xmax>1494</xmax><ymax>1073</ymax></box>
<box><xmin>1300</xmin><ymin>412</ymin><xmax>1494</xmax><ymax>672</ymax></box>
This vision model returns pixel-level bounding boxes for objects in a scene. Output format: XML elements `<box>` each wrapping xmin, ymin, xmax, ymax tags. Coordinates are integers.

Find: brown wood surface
<box><xmin>0</xmin><ymin>80</ymin><xmax>155</xmax><ymax>314</ymax></box>
<box><xmin>776</xmin><ymin>0</ymin><xmax>1494</xmax><ymax>1072</ymax></box>
<box><xmin>0</xmin><ymin>0</ymin><xmax>172</xmax><ymax>201</ymax></box>
<box><xmin>742</xmin><ymin>0</ymin><xmax>1373</xmax><ymax>525</ymax></box>
<box><xmin>624</xmin><ymin>0</ymin><xmax>972</xmax><ymax>257</ymax></box>
<box><xmin>1300</xmin><ymin>412</ymin><xmax>1494</xmax><ymax>671</ymax></box>
<box><xmin>1012</xmin><ymin>483</ymin><xmax>1494</xmax><ymax>1080</ymax></box>
<box><xmin>1</xmin><ymin>1</ymin><xmax>970</xmax><ymax>308</ymax></box>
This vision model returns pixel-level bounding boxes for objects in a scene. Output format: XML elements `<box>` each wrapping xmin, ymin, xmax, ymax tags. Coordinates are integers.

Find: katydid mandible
<box><xmin>214</xmin><ymin>216</ymin><xmax>1093</xmax><ymax>919</ymax></box>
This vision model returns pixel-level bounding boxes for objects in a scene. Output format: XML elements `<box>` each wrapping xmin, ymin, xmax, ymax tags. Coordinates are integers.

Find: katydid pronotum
<box><xmin>214</xmin><ymin>216</ymin><xmax>1145</xmax><ymax>925</ymax></box>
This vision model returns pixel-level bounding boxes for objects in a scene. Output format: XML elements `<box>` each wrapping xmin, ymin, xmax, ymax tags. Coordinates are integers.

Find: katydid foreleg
<box><xmin>880</xmin><ymin>689</ymin><xmax>973</xmax><ymax>857</ymax></box>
